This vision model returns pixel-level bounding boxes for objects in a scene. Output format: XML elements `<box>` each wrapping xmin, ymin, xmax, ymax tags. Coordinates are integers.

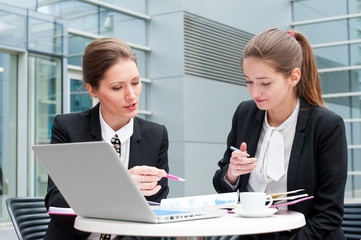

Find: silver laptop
<box><xmin>32</xmin><ymin>141</ymin><xmax>226</xmax><ymax>223</ymax></box>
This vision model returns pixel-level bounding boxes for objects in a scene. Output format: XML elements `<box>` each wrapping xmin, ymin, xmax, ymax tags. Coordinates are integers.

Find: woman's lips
<box><xmin>124</xmin><ymin>103</ymin><xmax>137</xmax><ymax>111</ymax></box>
<box><xmin>255</xmin><ymin>99</ymin><xmax>266</xmax><ymax>104</ymax></box>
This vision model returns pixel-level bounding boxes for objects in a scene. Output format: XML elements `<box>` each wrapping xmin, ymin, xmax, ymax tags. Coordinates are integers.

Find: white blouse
<box><xmin>248</xmin><ymin>99</ymin><xmax>300</xmax><ymax>198</ymax></box>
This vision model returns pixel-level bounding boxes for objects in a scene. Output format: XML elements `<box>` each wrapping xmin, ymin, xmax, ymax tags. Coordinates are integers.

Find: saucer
<box><xmin>233</xmin><ymin>207</ymin><xmax>277</xmax><ymax>218</ymax></box>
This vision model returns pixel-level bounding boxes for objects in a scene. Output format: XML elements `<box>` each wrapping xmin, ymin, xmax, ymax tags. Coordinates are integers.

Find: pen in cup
<box><xmin>165</xmin><ymin>174</ymin><xmax>186</xmax><ymax>182</ymax></box>
<box><xmin>230</xmin><ymin>146</ymin><xmax>250</xmax><ymax>157</ymax></box>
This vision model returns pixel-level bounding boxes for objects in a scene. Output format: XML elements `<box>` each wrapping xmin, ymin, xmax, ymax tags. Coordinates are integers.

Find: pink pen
<box><xmin>166</xmin><ymin>174</ymin><xmax>186</xmax><ymax>181</ymax></box>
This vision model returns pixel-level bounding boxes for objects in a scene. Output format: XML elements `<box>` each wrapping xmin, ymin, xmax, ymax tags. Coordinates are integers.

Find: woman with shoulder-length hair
<box><xmin>45</xmin><ymin>38</ymin><xmax>170</xmax><ymax>240</ymax></box>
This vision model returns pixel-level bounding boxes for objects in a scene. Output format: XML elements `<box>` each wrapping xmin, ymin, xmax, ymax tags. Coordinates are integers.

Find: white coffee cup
<box><xmin>240</xmin><ymin>192</ymin><xmax>273</xmax><ymax>212</ymax></box>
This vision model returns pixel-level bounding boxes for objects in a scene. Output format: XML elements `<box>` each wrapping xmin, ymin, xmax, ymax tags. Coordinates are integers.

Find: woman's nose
<box><xmin>125</xmin><ymin>86</ymin><xmax>136</xmax><ymax>100</ymax></box>
<box><xmin>249</xmin><ymin>86</ymin><xmax>262</xmax><ymax>99</ymax></box>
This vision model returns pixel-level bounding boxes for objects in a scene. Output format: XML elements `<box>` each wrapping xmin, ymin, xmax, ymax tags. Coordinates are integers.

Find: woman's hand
<box><xmin>226</xmin><ymin>142</ymin><xmax>257</xmax><ymax>184</ymax></box>
<box><xmin>128</xmin><ymin>165</ymin><xmax>167</xmax><ymax>197</ymax></box>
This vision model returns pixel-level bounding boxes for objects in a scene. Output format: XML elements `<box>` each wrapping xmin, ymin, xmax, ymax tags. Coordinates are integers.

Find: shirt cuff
<box><xmin>223</xmin><ymin>174</ymin><xmax>240</xmax><ymax>190</ymax></box>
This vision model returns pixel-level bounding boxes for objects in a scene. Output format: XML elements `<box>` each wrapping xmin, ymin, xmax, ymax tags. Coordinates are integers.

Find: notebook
<box><xmin>32</xmin><ymin>141</ymin><xmax>227</xmax><ymax>223</ymax></box>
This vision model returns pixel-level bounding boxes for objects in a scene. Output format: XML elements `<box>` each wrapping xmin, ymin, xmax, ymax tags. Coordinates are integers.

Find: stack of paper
<box><xmin>160</xmin><ymin>192</ymin><xmax>239</xmax><ymax>209</ymax></box>
<box><xmin>270</xmin><ymin>189</ymin><xmax>314</xmax><ymax>208</ymax></box>
<box><xmin>48</xmin><ymin>206</ymin><xmax>76</xmax><ymax>215</ymax></box>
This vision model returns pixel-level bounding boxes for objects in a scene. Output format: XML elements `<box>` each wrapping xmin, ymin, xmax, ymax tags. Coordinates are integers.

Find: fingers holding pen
<box><xmin>229</xmin><ymin>144</ymin><xmax>257</xmax><ymax>174</ymax></box>
<box><xmin>230</xmin><ymin>154</ymin><xmax>257</xmax><ymax>174</ymax></box>
<box><xmin>129</xmin><ymin>165</ymin><xmax>166</xmax><ymax>196</ymax></box>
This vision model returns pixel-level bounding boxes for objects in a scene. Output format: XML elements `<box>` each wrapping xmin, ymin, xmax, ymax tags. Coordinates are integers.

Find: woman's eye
<box><xmin>262</xmin><ymin>83</ymin><xmax>270</xmax><ymax>86</ymax></box>
<box><xmin>132</xmin><ymin>81</ymin><xmax>140</xmax><ymax>86</ymax></box>
<box><xmin>112</xmin><ymin>86</ymin><xmax>122</xmax><ymax>90</ymax></box>
<box><xmin>246</xmin><ymin>81</ymin><xmax>253</xmax><ymax>84</ymax></box>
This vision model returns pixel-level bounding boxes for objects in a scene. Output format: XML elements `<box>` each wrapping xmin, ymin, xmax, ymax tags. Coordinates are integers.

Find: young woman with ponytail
<box><xmin>213</xmin><ymin>28</ymin><xmax>347</xmax><ymax>239</ymax></box>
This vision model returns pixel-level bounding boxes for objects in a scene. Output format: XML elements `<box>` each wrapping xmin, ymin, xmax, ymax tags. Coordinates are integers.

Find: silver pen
<box><xmin>230</xmin><ymin>146</ymin><xmax>250</xmax><ymax>157</ymax></box>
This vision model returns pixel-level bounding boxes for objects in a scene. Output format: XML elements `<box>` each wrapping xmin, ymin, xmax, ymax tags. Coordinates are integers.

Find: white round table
<box><xmin>75</xmin><ymin>210</ymin><xmax>305</xmax><ymax>240</ymax></box>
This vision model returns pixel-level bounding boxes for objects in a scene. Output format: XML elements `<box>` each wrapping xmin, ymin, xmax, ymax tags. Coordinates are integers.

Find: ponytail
<box><xmin>293</xmin><ymin>31</ymin><xmax>325</xmax><ymax>107</ymax></box>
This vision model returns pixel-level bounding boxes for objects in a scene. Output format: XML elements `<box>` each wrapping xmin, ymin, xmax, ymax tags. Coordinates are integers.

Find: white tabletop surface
<box><xmin>75</xmin><ymin>210</ymin><xmax>305</xmax><ymax>238</ymax></box>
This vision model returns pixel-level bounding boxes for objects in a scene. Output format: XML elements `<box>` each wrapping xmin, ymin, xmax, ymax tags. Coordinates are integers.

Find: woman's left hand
<box><xmin>128</xmin><ymin>165</ymin><xmax>167</xmax><ymax>196</ymax></box>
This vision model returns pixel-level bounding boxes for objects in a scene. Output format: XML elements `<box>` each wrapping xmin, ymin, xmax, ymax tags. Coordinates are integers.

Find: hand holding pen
<box><xmin>226</xmin><ymin>142</ymin><xmax>257</xmax><ymax>184</ymax></box>
<box><xmin>129</xmin><ymin>166</ymin><xmax>185</xmax><ymax>197</ymax></box>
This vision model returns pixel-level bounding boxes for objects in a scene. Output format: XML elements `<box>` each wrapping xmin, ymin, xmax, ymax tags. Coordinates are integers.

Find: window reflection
<box><xmin>345</xmin><ymin>169</ymin><xmax>361</xmax><ymax>198</ymax></box>
<box><xmin>315</xmin><ymin>45</ymin><xmax>349</xmax><ymax>68</ymax></box>
<box><xmin>70</xmin><ymin>79</ymin><xmax>92</xmax><ymax>112</ymax></box>
<box><xmin>68</xmin><ymin>34</ymin><xmax>94</xmax><ymax>66</ymax></box>
<box><xmin>29</xmin><ymin>54</ymin><xmax>62</xmax><ymax>196</ymax></box>
<box><xmin>0</xmin><ymin>8</ymin><xmax>26</xmax><ymax>49</ymax></box>
<box><xmin>28</xmin><ymin>14</ymin><xmax>64</xmax><ymax>55</ymax></box>
<box><xmin>320</xmin><ymin>70</ymin><xmax>361</xmax><ymax>94</ymax></box>
<box><xmin>37</xmin><ymin>0</ymin><xmax>147</xmax><ymax>46</ymax></box>
<box><xmin>348</xmin><ymin>0</ymin><xmax>361</xmax><ymax>14</ymax></box>
<box><xmin>292</xmin><ymin>0</ymin><xmax>346</xmax><ymax>22</ymax></box>
<box><xmin>100</xmin><ymin>10</ymin><xmax>147</xmax><ymax>45</ymax></box>
<box><xmin>0</xmin><ymin>52</ymin><xmax>17</xmax><ymax>222</ymax></box>
<box><xmin>348</xmin><ymin>17</ymin><xmax>361</xmax><ymax>40</ymax></box>
<box><xmin>100</xmin><ymin>0</ymin><xmax>146</xmax><ymax>13</ymax></box>
<box><xmin>295</xmin><ymin>20</ymin><xmax>348</xmax><ymax>44</ymax></box>
<box><xmin>344</xmin><ymin>122</ymin><xmax>361</xmax><ymax>148</ymax></box>
<box><xmin>133</xmin><ymin>49</ymin><xmax>146</xmax><ymax>76</ymax></box>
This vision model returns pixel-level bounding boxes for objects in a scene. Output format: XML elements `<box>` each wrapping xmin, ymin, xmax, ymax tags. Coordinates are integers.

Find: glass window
<box><xmin>68</xmin><ymin>34</ymin><xmax>94</xmax><ymax>66</ymax></box>
<box><xmin>323</xmin><ymin>97</ymin><xmax>354</xmax><ymax>119</ymax></box>
<box><xmin>138</xmin><ymin>81</ymin><xmax>147</xmax><ymax>111</ymax></box>
<box><xmin>345</xmin><ymin>173</ymin><xmax>361</xmax><ymax>199</ymax></box>
<box><xmin>345</xmin><ymin>122</ymin><xmax>361</xmax><ymax>147</ymax></box>
<box><xmin>348</xmin><ymin>17</ymin><xmax>361</xmax><ymax>40</ymax></box>
<box><xmin>68</xmin><ymin>35</ymin><xmax>148</xmax><ymax>73</ymax></box>
<box><xmin>28</xmin><ymin>12</ymin><xmax>64</xmax><ymax>55</ymax></box>
<box><xmin>324</xmin><ymin>95</ymin><xmax>361</xmax><ymax>120</ymax></box>
<box><xmin>0</xmin><ymin>52</ymin><xmax>17</xmax><ymax>222</ymax></box>
<box><xmin>320</xmin><ymin>70</ymin><xmax>361</xmax><ymax>94</ymax></box>
<box><xmin>70</xmin><ymin>79</ymin><xmax>92</xmax><ymax>112</ymax></box>
<box><xmin>134</xmin><ymin>49</ymin><xmax>147</xmax><ymax>77</ymax></box>
<box><xmin>0</xmin><ymin>7</ymin><xmax>26</xmax><ymax>49</ymax></box>
<box><xmin>294</xmin><ymin>20</ymin><xmax>348</xmax><ymax>44</ymax></box>
<box><xmin>37</xmin><ymin>0</ymin><xmax>99</xmax><ymax>33</ymax></box>
<box><xmin>348</xmin><ymin>149</ymin><xmax>361</xmax><ymax>172</ymax></box>
<box><xmin>314</xmin><ymin>45</ymin><xmax>349</xmax><ymax>68</ymax></box>
<box><xmin>100</xmin><ymin>9</ymin><xmax>147</xmax><ymax>46</ymax></box>
<box><xmin>315</xmin><ymin>43</ymin><xmax>361</xmax><ymax>68</ymax></box>
<box><xmin>348</xmin><ymin>0</ymin><xmax>361</xmax><ymax>14</ymax></box>
<box><xmin>350</xmin><ymin>43</ymin><xmax>361</xmax><ymax>66</ymax></box>
<box><xmin>292</xmin><ymin>0</ymin><xmax>347</xmax><ymax>22</ymax></box>
<box><xmin>28</xmin><ymin>54</ymin><xmax>62</xmax><ymax>196</ymax></box>
<box><xmin>101</xmin><ymin>0</ymin><xmax>146</xmax><ymax>13</ymax></box>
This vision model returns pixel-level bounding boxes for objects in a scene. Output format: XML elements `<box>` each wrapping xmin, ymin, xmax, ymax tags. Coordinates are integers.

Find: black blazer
<box><xmin>44</xmin><ymin>104</ymin><xmax>169</xmax><ymax>240</ymax></box>
<box><xmin>213</xmin><ymin>99</ymin><xmax>347</xmax><ymax>239</ymax></box>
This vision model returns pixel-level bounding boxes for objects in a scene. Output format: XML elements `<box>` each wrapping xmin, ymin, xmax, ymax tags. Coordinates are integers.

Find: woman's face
<box><xmin>243</xmin><ymin>57</ymin><xmax>298</xmax><ymax>112</ymax></box>
<box><xmin>87</xmin><ymin>59</ymin><xmax>141</xmax><ymax>130</ymax></box>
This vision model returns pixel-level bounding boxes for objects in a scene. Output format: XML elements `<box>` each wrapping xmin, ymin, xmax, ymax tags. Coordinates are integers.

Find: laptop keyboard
<box><xmin>152</xmin><ymin>209</ymin><xmax>191</xmax><ymax>216</ymax></box>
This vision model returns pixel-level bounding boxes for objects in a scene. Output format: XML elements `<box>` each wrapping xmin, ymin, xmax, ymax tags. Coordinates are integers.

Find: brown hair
<box><xmin>241</xmin><ymin>28</ymin><xmax>324</xmax><ymax>107</ymax></box>
<box><xmin>82</xmin><ymin>38</ymin><xmax>137</xmax><ymax>89</ymax></box>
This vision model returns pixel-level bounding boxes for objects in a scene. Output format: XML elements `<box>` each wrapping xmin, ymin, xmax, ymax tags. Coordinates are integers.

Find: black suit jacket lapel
<box><xmin>248</xmin><ymin>109</ymin><xmax>265</xmax><ymax>156</ymax></box>
<box><xmin>128</xmin><ymin>117</ymin><xmax>142</xmax><ymax>169</ymax></box>
<box><xmin>287</xmin><ymin>99</ymin><xmax>310</xmax><ymax>191</ymax></box>
<box><xmin>89</xmin><ymin>103</ymin><xmax>102</xmax><ymax>141</ymax></box>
